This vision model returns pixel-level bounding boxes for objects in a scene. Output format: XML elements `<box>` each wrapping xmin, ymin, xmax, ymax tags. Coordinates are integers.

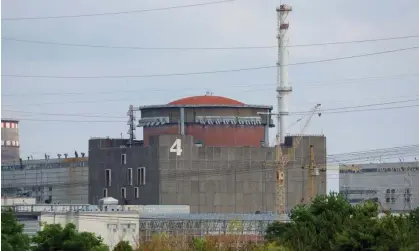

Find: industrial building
<box><xmin>88</xmin><ymin>95</ymin><xmax>327</xmax><ymax>213</ymax></box>
<box><xmin>340</xmin><ymin>162</ymin><xmax>419</xmax><ymax>212</ymax></box>
<box><xmin>1</xmin><ymin>157</ymin><xmax>89</xmax><ymax>204</ymax></box>
<box><xmin>1</xmin><ymin>118</ymin><xmax>20</xmax><ymax>163</ymax></box>
<box><xmin>138</xmin><ymin>95</ymin><xmax>274</xmax><ymax>147</ymax></box>
<box><xmin>5</xmin><ymin>201</ymin><xmax>276</xmax><ymax>248</ymax></box>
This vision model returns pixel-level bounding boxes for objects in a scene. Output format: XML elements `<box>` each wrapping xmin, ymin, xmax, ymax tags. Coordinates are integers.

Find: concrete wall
<box><xmin>88</xmin><ymin>138</ymin><xmax>160</xmax><ymax>205</ymax></box>
<box><xmin>88</xmin><ymin>134</ymin><xmax>327</xmax><ymax>213</ymax></box>
<box><xmin>158</xmin><ymin>134</ymin><xmax>327</xmax><ymax>213</ymax></box>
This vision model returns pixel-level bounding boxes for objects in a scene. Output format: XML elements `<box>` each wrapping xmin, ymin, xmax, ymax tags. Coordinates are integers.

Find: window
<box><xmin>121</xmin><ymin>154</ymin><xmax>127</xmax><ymax>165</ymax></box>
<box><xmin>1</xmin><ymin>122</ymin><xmax>3</xmax><ymax>128</ymax></box>
<box><xmin>5</xmin><ymin>140</ymin><xmax>10</xmax><ymax>146</ymax></box>
<box><xmin>105</xmin><ymin>169</ymin><xmax>111</xmax><ymax>187</ymax></box>
<box><xmin>11</xmin><ymin>141</ymin><xmax>15</xmax><ymax>146</ymax></box>
<box><xmin>134</xmin><ymin>187</ymin><xmax>139</xmax><ymax>198</ymax></box>
<box><xmin>16</xmin><ymin>141</ymin><xmax>19</xmax><ymax>147</ymax></box>
<box><xmin>1</xmin><ymin>140</ymin><xmax>4</xmax><ymax>146</ymax></box>
<box><xmin>121</xmin><ymin>187</ymin><xmax>126</xmax><ymax>199</ymax></box>
<box><xmin>15</xmin><ymin>123</ymin><xmax>18</xmax><ymax>129</ymax></box>
<box><xmin>103</xmin><ymin>188</ymin><xmax>108</xmax><ymax>197</ymax></box>
<box><xmin>391</xmin><ymin>189</ymin><xmax>396</xmax><ymax>204</ymax></box>
<box><xmin>137</xmin><ymin>167</ymin><xmax>146</xmax><ymax>185</ymax></box>
<box><xmin>5</xmin><ymin>122</ymin><xmax>10</xmax><ymax>128</ymax></box>
<box><xmin>385</xmin><ymin>189</ymin><xmax>390</xmax><ymax>203</ymax></box>
<box><xmin>127</xmin><ymin>168</ymin><xmax>133</xmax><ymax>185</ymax></box>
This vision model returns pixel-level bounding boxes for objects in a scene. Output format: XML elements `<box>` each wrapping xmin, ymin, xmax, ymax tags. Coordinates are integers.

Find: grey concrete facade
<box><xmin>88</xmin><ymin>134</ymin><xmax>327</xmax><ymax>213</ymax></box>
<box><xmin>1</xmin><ymin>158</ymin><xmax>89</xmax><ymax>204</ymax></box>
<box><xmin>340</xmin><ymin>162</ymin><xmax>419</xmax><ymax>212</ymax></box>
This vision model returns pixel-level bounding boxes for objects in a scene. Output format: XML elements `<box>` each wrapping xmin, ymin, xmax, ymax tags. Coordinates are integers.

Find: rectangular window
<box><xmin>1</xmin><ymin>122</ymin><xmax>3</xmax><ymax>128</ymax></box>
<box><xmin>103</xmin><ymin>188</ymin><xmax>108</xmax><ymax>197</ymax></box>
<box><xmin>5</xmin><ymin>122</ymin><xmax>10</xmax><ymax>128</ymax></box>
<box><xmin>121</xmin><ymin>187</ymin><xmax>126</xmax><ymax>199</ymax></box>
<box><xmin>137</xmin><ymin>167</ymin><xmax>146</xmax><ymax>186</ymax></box>
<box><xmin>134</xmin><ymin>187</ymin><xmax>139</xmax><ymax>198</ymax></box>
<box><xmin>127</xmin><ymin>168</ymin><xmax>133</xmax><ymax>185</ymax></box>
<box><xmin>121</xmin><ymin>154</ymin><xmax>127</xmax><ymax>165</ymax></box>
<box><xmin>105</xmin><ymin>169</ymin><xmax>111</xmax><ymax>187</ymax></box>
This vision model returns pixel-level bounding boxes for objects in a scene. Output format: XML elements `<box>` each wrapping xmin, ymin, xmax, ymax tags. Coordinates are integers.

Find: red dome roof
<box><xmin>169</xmin><ymin>95</ymin><xmax>244</xmax><ymax>105</ymax></box>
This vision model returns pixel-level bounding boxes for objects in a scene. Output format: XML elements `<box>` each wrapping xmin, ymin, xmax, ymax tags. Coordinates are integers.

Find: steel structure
<box><xmin>275</xmin><ymin>104</ymin><xmax>321</xmax><ymax>214</ymax></box>
<box><xmin>1</xmin><ymin>157</ymin><xmax>88</xmax><ymax>204</ymax></box>
<box><xmin>137</xmin><ymin>213</ymin><xmax>285</xmax><ymax>242</ymax></box>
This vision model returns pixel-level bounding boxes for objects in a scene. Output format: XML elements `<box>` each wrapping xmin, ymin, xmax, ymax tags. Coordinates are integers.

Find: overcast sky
<box><xmin>2</xmin><ymin>0</ymin><xmax>419</xmax><ymax>191</ymax></box>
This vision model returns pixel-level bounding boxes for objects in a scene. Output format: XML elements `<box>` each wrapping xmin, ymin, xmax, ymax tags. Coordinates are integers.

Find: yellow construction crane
<box><xmin>276</xmin><ymin>104</ymin><xmax>321</xmax><ymax>215</ymax></box>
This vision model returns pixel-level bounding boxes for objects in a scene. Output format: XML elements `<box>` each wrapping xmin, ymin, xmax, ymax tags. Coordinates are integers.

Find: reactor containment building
<box><xmin>88</xmin><ymin>95</ymin><xmax>327</xmax><ymax>213</ymax></box>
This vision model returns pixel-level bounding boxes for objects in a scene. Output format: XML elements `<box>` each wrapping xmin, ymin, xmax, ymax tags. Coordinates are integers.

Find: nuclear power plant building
<box><xmin>88</xmin><ymin>96</ymin><xmax>328</xmax><ymax>213</ymax></box>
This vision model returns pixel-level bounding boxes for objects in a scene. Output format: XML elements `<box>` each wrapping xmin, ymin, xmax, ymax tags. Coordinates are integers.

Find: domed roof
<box><xmin>169</xmin><ymin>95</ymin><xmax>244</xmax><ymax>105</ymax></box>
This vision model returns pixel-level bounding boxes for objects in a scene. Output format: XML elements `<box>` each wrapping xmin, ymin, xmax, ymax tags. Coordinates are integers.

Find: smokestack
<box><xmin>276</xmin><ymin>5</ymin><xmax>292</xmax><ymax>144</ymax></box>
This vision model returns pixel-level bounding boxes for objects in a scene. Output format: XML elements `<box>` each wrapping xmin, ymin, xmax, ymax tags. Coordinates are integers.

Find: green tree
<box><xmin>1</xmin><ymin>209</ymin><xmax>31</xmax><ymax>251</ymax></box>
<box><xmin>265</xmin><ymin>193</ymin><xmax>419</xmax><ymax>251</ymax></box>
<box><xmin>112</xmin><ymin>241</ymin><xmax>132</xmax><ymax>251</ymax></box>
<box><xmin>31</xmin><ymin>222</ymin><xmax>109</xmax><ymax>251</ymax></box>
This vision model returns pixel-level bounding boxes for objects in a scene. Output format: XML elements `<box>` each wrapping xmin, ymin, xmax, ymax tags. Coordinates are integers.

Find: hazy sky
<box><xmin>2</xmin><ymin>0</ymin><xmax>419</xmax><ymax>191</ymax></box>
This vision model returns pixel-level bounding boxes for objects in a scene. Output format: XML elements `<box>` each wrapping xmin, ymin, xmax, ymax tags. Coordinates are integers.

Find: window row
<box><xmin>1</xmin><ymin>140</ymin><xmax>20</xmax><ymax>146</ymax></box>
<box><xmin>105</xmin><ymin>167</ymin><xmax>146</xmax><ymax>187</ymax></box>
<box><xmin>1</xmin><ymin>122</ymin><xmax>18</xmax><ymax>129</ymax></box>
<box><xmin>385</xmin><ymin>188</ymin><xmax>412</xmax><ymax>204</ymax></box>
<box><xmin>103</xmin><ymin>187</ymin><xmax>140</xmax><ymax>199</ymax></box>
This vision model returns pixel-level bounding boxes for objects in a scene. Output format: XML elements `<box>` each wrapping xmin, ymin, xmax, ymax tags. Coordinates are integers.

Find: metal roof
<box><xmin>139</xmin><ymin>104</ymin><xmax>273</xmax><ymax>110</ymax></box>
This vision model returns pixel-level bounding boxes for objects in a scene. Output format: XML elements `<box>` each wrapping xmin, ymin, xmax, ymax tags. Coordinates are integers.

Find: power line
<box><xmin>292</xmin><ymin>98</ymin><xmax>419</xmax><ymax>115</ymax></box>
<box><xmin>1</xmin><ymin>0</ymin><xmax>235</xmax><ymax>21</ymax></box>
<box><xmin>7</xmin><ymin>103</ymin><xmax>419</xmax><ymax>122</ymax></box>
<box><xmin>2</xmin><ymin>35</ymin><xmax>418</xmax><ymax>50</ymax></box>
<box><xmin>2</xmin><ymin>46</ymin><xmax>419</xmax><ymax>80</ymax></box>
<box><xmin>3</xmin><ymin>73</ymin><xmax>418</xmax><ymax>97</ymax></box>
<box><xmin>4</xmin><ymin>97</ymin><xmax>419</xmax><ymax>118</ymax></box>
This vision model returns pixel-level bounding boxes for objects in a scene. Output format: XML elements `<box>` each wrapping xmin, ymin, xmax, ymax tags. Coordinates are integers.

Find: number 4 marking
<box><xmin>169</xmin><ymin>139</ymin><xmax>183</xmax><ymax>156</ymax></box>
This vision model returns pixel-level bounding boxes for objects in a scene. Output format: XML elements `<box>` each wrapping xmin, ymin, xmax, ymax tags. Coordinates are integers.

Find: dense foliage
<box><xmin>2</xmin><ymin>194</ymin><xmax>419</xmax><ymax>250</ymax></box>
<box><xmin>1</xmin><ymin>209</ymin><xmax>31</xmax><ymax>251</ymax></box>
<box><xmin>31</xmin><ymin>223</ymin><xmax>109</xmax><ymax>251</ymax></box>
<box><xmin>266</xmin><ymin>193</ymin><xmax>419</xmax><ymax>251</ymax></box>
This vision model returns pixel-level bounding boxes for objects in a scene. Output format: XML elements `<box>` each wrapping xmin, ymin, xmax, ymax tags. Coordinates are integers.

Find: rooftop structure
<box><xmin>1</xmin><ymin>118</ymin><xmax>20</xmax><ymax>163</ymax></box>
<box><xmin>137</xmin><ymin>95</ymin><xmax>274</xmax><ymax>147</ymax></box>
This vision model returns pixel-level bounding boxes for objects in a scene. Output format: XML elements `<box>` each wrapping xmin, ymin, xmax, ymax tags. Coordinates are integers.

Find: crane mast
<box><xmin>276</xmin><ymin>104</ymin><xmax>321</xmax><ymax>215</ymax></box>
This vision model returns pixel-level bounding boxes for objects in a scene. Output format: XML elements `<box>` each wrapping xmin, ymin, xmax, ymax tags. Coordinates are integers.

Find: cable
<box><xmin>2</xmin><ymin>46</ymin><xmax>419</xmax><ymax>80</ymax></box>
<box><xmin>292</xmin><ymin>98</ymin><xmax>419</xmax><ymax>115</ymax></box>
<box><xmin>2</xmin><ymin>35</ymin><xmax>418</xmax><ymax>50</ymax></box>
<box><xmin>1</xmin><ymin>0</ymin><xmax>235</xmax><ymax>21</ymax></box>
<box><xmin>3</xmin><ymin>73</ymin><xmax>418</xmax><ymax>97</ymax></box>
<box><xmin>4</xmin><ymin>103</ymin><xmax>418</xmax><ymax>122</ymax></box>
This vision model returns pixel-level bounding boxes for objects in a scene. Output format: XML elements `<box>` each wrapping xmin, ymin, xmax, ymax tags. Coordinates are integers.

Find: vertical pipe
<box><xmin>180</xmin><ymin>107</ymin><xmax>185</xmax><ymax>135</ymax></box>
<box><xmin>264</xmin><ymin>109</ymin><xmax>270</xmax><ymax>147</ymax></box>
<box><xmin>277</xmin><ymin>5</ymin><xmax>292</xmax><ymax>144</ymax></box>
